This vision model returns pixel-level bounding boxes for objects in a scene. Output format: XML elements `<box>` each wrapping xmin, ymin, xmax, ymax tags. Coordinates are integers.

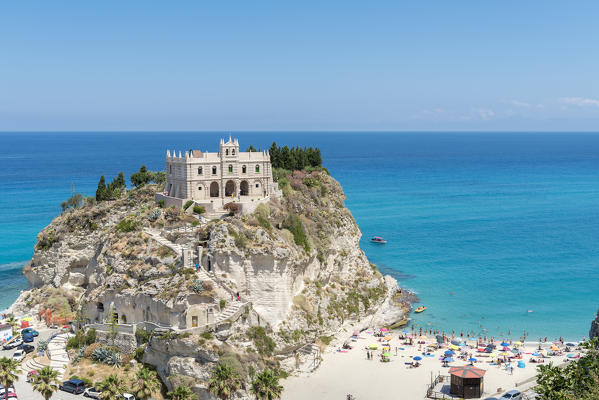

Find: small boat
<box><xmin>370</xmin><ymin>236</ymin><xmax>387</xmax><ymax>244</ymax></box>
<box><xmin>414</xmin><ymin>306</ymin><xmax>427</xmax><ymax>313</ymax></box>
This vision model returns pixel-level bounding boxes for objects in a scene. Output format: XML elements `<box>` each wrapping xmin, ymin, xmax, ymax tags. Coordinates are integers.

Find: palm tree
<box><xmin>97</xmin><ymin>373</ymin><xmax>128</xmax><ymax>400</ymax></box>
<box><xmin>250</xmin><ymin>369</ymin><xmax>283</xmax><ymax>400</ymax></box>
<box><xmin>0</xmin><ymin>357</ymin><xmax>20</xmax><ymax>400</ymax></box>
<box><xmin>5</xmin><ymin>317</ymin><xmax>18</xmax><ymax>336</ymax></box>
<box><xmin>31</xmin><ymin>366</ymin><xmax>59</xmax><ymax>400</ymax></box>
<box><xmin>132</xmin><ymin>367</ymin><xmax>161</xmax><ymax>399</ymax></box>
<box><xmin>167</xmin><ymin>385</ymin><xmax>197</xmax><ymax>400</ymax></box>
<box><xmin>208</xmin><ymin>362</ymin><xmax>242</xmax><ymax>399</ymax></box>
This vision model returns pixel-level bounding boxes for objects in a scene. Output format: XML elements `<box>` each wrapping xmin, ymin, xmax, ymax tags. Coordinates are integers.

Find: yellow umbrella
<box><xmin>499</xmin><ymin>351</ymin><xmax>509</xmax><ymax>356</ymax></box>
<box><xmin>384</xmin><ymin>336</ymin><xmax>392</xmax><ymax>341</ymax></box>
<box><xmin>514</xmin><ymin>341</ymin><xmax>522</xmax><ymax>346</ymax></box>
<box><xmin>21</xmin><ymin>317</ymin><xmax>33</xmax><ymax>322</ymax></box>
<box><xmin>449</xmin><ymin>344</ymin><xmax>459</xmax><ymax>350</ymax></box>
<box><xmin>369</xmin><ymin>344</ymin><xmax>378</xmax><ymax>350</ymax></box>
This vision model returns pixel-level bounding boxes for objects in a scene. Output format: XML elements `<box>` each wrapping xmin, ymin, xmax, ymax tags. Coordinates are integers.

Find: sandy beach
<box><xmin>283</xmin><ymin>328</ymin><xmax>581</xmax><ymax>400</ymax></box>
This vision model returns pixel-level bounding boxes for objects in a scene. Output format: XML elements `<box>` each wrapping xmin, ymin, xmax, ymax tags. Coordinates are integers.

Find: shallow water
<box><xmin>1</xmin><ymin>131</ymin><xmax>598</xmax><ymax>339</ymax></box>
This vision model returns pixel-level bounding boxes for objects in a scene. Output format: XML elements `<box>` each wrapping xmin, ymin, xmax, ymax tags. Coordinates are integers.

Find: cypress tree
<box><xmin>96</xmin><ymin>175</ymin><xmax>107</xmax><ymax>201</ymax></box>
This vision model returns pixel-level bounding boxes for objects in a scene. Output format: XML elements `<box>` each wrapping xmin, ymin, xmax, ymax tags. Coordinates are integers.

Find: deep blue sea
<box><xmin>2</xmin><ymin>132</ymin><xmax>599</xmax><ymax>340</ymax></box>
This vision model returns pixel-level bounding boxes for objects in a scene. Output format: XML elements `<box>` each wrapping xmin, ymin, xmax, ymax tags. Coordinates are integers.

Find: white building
<box><xmin>0</xmin><ymin>324</ymin><xmax>12</xmax><ymax>342</ymax></box>
<box><xmin>156</xmin><ymin>137</ymin><xmax>279</xmax><ymax>212</ymax></box>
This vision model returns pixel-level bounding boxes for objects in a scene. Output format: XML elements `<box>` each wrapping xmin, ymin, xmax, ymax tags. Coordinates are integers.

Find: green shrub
<box><xmin>193</xmin><ymin>205</ymin><xmax>205</xmax><ymax>215</ymax></box>
<box><xmin>85</xmin><ymin>328</ymin><xmax>97</xmax><ymax>345</ymax></box>
<box><xmin>219</xmin><ymin>299</ymin><xmax>226</xmax><ymax>309</ymax></box>
<box><xmin>200</xmin><ymin>331</ymin><xmax>213</xmax><ymax>340</ymax></box>
<box><xmin>134</xmin><ymin>346</ymin><xmax>145</xmax><ymax>362</ymax></box>
<box><xmin>319</xmin><ymin>335</ymin><xmax>334</xmax><ymax>345</ymax></box>
<box><xmin>285</xmin><ymin>213</ymin><xmax>310</xmax><ymax>252</ymax></box>
<box><xmin>183</xmin><ymin>200</ymin><xmax>194</xmax><ymax>210</ymax></box>
<box><xmin>135</xmin><ymin>328</ymin><xmax>152</xmax><ymax>344</ymax></box>
<box><xmin>257</xmin><ymin>215</ymin><xmax>271</xmax><ymax>231</ymax></box>
<box><xmin>247</xmin><ymin>326</ymin><xmax>276</xmax><ymax>355</ymax></box>
<box><xmin>116</xmin><ymin>217</ymin><xmax>141</xmax><ymax>233</ymax></box>
<box><xmin>158</xmin><ymin>199</ymin><xmax>165</xmax><ymax>208</ymax></box>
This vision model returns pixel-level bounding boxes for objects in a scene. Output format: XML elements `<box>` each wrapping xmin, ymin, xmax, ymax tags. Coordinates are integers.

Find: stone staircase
<box><xmin>215</xmin><ymin>302</ymin><xmax>247</xmax><ymax>324</ymax></box>
<box><xmin>22</xmin><ymin>333</ymin><xmax>72</xmax><ymax>379</ymax></box>
<box><xmin>145</xmin><ymin>228</ymin><xmax>184</xmax><ymax>254</ymax></box>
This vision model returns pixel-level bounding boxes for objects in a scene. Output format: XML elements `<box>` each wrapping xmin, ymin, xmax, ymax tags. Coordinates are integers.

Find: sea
<box><xmin>2</xmin><ymin>131</ymin><xmax>599</xmax><ymax>340</ymax></box>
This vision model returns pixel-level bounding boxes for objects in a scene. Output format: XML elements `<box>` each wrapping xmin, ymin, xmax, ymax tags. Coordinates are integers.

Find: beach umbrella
<box><xmin>514</xmin><ymin>341</ymin><xmax>522</xmax><ymax>346</ymax></box>
<box><xmin>484</xmin><ymin>348</ymin><xmax>493</xmax><ymax>353</ymax></box>
<box><xmin>469</xmin><ymin>357</ymin><xmax>477</xmax><ymax>362</ymax></box>
<box><xmin>380</xmin><ymin>328</ymin><xmax>388</xmax><ymax>332</ymax></box>
<box><xmin>451</xmin><ymin>339</ymin><xmax>461</xmax><ymax>345</ymax></box>
<box><xmin>444</xmin><ymin>357</ymin><xmax>454</xmax><ymax>362</ymax></box>
<box><xmin>566</xmin><ymin>342</ymin><xmax>575</xmax><ymax>346</ymax></box>
<box><xmin>436</xmin><ymin>335</ymin><xmax>444</xmax><ymax>344</ymax></box>
<box><xmin>413</xmin><ymin>356</ymin><xmax>422</xmax><ymax>360</ymax></box>
<box><xmin>499</xmin><ymin>351</ymin><xmax>509</xmax><ymax>356</ymax></box>
<box><xmin>486</xmin><ymin>343</ymin><xmax>496</xmax><ymax>349</ymax></box>
<box><xmin>401</xmin><ymin>330</ymin><xmax>410</xmax><ymax>334</ymax></box>
<box><xmin>444</xmin><ymin>350</ymin><xmax>454</xmax><ymax>355</ymax></box>
<box><xmin>511</xmin><ymin>349</ymin><xmax>520</xmax><ymax>354</ymax></box>
<box><xmin>449</xmin><ymin>344</ymin><xmax>459</xmax><ymax>350</ymax></box>
<box><xmin>369</xmin><ymin>344</ymin><xmax>378</xmax><ymax>350</ymax></box>
<box><xmin>567</xmin><ymin>353</ymin><xmax>575</xmax><ymax>358</ymax></box>
<box><xmin>532</xmin><ymin>352</ymin><xmax>541</xmax><ymax>356</ymax></box>
<box><xmin>500</xmin><ymin>342</ymin><xmax>510</xmax><ymax>347</ymax></box>
<box><xmin>384</xmin><ymin>336</ymin><xmax>392</xmax><ymax>341</ymax></box>
<box><xmin>383</xmin><ymin>352</ymin><xmax>392</xmax><ymax>357</ymax></box>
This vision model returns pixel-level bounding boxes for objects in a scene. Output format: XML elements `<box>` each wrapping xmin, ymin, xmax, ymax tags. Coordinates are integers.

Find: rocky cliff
<box><xmin>590</xmin><ymin>309</ymin><xmax>599</xmax><ymax>339</ymax></box>
<box><xmin>10</xmin><ymin>169</ymin><xmax>410</xmax><ymax>399</ymax></box>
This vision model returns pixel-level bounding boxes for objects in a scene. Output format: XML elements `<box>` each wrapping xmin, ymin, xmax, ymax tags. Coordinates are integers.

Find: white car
<box><xmin>123</xmin><ymin>394</ymin><xmax>136</xmax><ymax>400</ymax></box>
<box><xmin>12</xmin><ymin>350</ymin><xmax>25</xmax><ymax>362</ymax></box>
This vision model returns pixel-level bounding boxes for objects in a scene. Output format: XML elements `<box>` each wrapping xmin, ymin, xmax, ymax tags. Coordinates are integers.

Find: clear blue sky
<box><xmin>1</xmin><ymin>1</ymin><xmax>599</xmax><ymax>131</ymax></box>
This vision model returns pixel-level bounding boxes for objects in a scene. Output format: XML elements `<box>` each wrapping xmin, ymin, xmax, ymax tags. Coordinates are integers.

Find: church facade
<box><xmin>162</xmin><ymin>137</ymin><xmax>276</xmax><ymax>207</ymax></box>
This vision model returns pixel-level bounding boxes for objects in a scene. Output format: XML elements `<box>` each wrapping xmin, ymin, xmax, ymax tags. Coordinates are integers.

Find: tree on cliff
<box><xmin>250</xmin><ymin>369</ymin><xmax>283</xmax><ymax>400</ymax></box>
<box><xmin>130</xmin><ymin>165</ymin><xmax>166</xmax><ymax>188</ymax></box>
<box><xmin>208</xmin><ymin>362</ymin><xmax>242</xmax><ymax>399</ymax></box>
<box><xmin>167</xmin><ymin>385</ymin><xmax>197</xmax><ymax>400</ymax></box>
<box><xmin>133</xmin><ymin>367</ymin><xmax>161</xmax><ymax>400</ymax></box>
<box><xmin>535</xmin><ymin>338</ymin><xmax>599</xmax><ymax>399</ymax></box>
<box><xmin>0</xmin><ymin>357</ymin><xmax>20</xmax><ymax>399</ymax></box>
<box><xmin>96</xmin><ymin>175</ymin><xmax>107</xmax><ymax>201</ymax></box>
<box><xmin>31</xmin><ymin>366</ymin><xmax>59</xmax><ymax>400</ymax></box>
<box><xmin>96</xmin><ymin>172</ymin><xmax>126</xmax><ymax>201</ymax></box>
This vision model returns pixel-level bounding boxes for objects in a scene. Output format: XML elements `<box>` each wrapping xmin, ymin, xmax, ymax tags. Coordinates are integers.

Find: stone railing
<box><xmin>87</xmin><ymin>322</ymin><xmax>137</xmax><ymax>334</ymax></box>
<box><xmin>179</xmin><ymin>301</ymin><xmax>250</xmax><ymax>335</ymax></box>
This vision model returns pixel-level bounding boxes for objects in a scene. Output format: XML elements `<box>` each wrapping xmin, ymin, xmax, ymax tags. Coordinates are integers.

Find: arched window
<box><xmin>228</xmin><ymin>165</ymin><xmax>233</xmax><ymax>174</ymax></box>
<box><xmin>212</xmin><ymin>166</ymin><xmax>217</xmax><ymax>175</ymax></box>
<box><xmin>242</xmin><ymin>165</ymin><xmax>247</xmax><ymax>173</ymax></box>
<box><xmin>255</xmin><ymin>183</ymin><xmax>260</xmax><ymax>188</ymax></box>
<box><xmin>232</xmin><ymin>149</ymin><xmax>236</xmax><ymax>155</ymax></box>
<box><xmin>255</xmin><ymin>165</ymin><xmax>260</xmax><ymax>173</ymax></box>
<box><xmin>226</xmin><ymin>149</ymin><xmax>229</xmax><ymax>155</ymax></box>
<box><xmin>198</xmin><ymin>186</ymin><xmax>202</xmax><ymax>191</ymax></box>
<box><xmin>169</xmin><ymin>165</ymin><xmax>172</xmax><ymax>173</ymax></box>
<box><xmin>197</xmin><ymin>167</ymin><xmax>203</xmax><ymax>175</ymax></box>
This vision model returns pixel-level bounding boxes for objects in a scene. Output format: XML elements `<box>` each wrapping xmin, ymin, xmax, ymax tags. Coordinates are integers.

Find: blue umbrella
<box><xmin>444</xmin><ymin>357</ymin><xmax>454</xmax><ymax>362</ymax></box>
<box><xmin>413</xmin><ymin>356</ymin><xmax>422</xmax><ymax>360</ymax></box>
<box><xmin>444</xmin><ymin>350</ymin><xmax>454</xmax><ymax>355</ymax></box>
<box><xmin>532</xmin><ymin>352</ymin><xmax>541</xmax><ymax>356</ymax></box>
<box><xmin>567</xmin><ymin>353</ymin><xmax>575</xmax><ymax>358</ymax></box>
<box><xmin>469</xmin><ymin>357</ymin><xmax>477</xmax><ymax>362</ymax></box>
<box><xmin>500</xmin><ymin>342</ymin><xmax>510</xmax><ymax>347</ymax></box>
<box><xmin>566</xmin><ymin>342</ymin><xmax>575</xmax><ymax>347</ymax></box>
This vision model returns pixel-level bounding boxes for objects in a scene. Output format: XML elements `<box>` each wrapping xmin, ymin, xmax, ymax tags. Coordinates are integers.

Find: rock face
<box><xmin>590</xmin><ymin>309</ymin><xmax>599</xmax><ymax>339</ymax></box>
<box><xmin>12</xmin><ymin>171</ymin><xmax>410</xmax><ymax>399</ymax></box>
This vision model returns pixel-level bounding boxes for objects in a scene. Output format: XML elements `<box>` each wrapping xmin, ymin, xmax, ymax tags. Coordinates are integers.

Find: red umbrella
<box><xmin>449</xmin><ymin>365</ymin><xmax>486</xmax><ymax>379</ymax></box>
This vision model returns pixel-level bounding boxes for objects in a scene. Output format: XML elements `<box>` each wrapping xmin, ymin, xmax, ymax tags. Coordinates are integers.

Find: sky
<box><xmin>1</xmin><ymin>1</ymin><xmax>599</xmax><ymax>131</ymax></box>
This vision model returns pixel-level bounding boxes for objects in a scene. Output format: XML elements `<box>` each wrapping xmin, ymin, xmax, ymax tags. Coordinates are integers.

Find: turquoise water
<box><xmin>2</xmin><ymin>132</ymin><xmax>599</xmax><ymax>340</ymax></box>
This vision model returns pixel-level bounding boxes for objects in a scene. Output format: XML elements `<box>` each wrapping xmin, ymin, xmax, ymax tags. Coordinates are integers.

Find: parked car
<box><xmin>501</xmin><ymin>390</ymin><xmax>522</xmax><ymax>400</ymax></box>
<box><xmin>12</xmin><ymin>350</ymin><xmax>25</xmax><ymax>362</ymax></box>
<box><xmin>22</xmin><ymin>333</ymin><xmax>34</xmax><ymax>343</ymax></box>
<box><xmin>83</xmin><ymin>387</ymin><xmax>102</xmax><ymax>399</ymax></box>
<box><xmin>60</xmin><ymin>379</ymin><xmax>86</xmax><ymax>394</ymax></box>
<box><xmin>0</xmin><ymin>386</ymin><xmax>17</xmax><ymax>398</ymax></box>
<box><xmin>21</xmin><ymin>328</ymin><xmax>39</xmax><ymax>337</ymax></box>
<box><xmin>19</xmin><ymin>344</ymin><xmax>35</xmax><ymax>354</ymax></box>
<box><xmin>123</xmin><ymin>394</ymin><xmax>136</xmax><ymax>400</ymax></box>
<box><xmin>3</xmin><ymin>339</ymin><xmax>23</xmax><ymax>350</ymax></box>
<box><xmin>49</xmin><ymin>324</ymin><xmax>58</xmax><ymax>329</ymax></box>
